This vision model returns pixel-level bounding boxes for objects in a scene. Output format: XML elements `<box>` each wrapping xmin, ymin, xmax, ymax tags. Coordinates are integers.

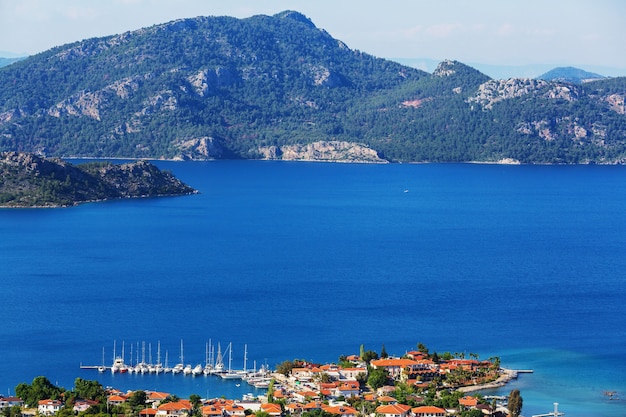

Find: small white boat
<box><xmin>192</xmin><ymin>364</ymin><xmax>203</xmax><ymax>376</ymax></box>
<box><xmin>183</xmin><ymin>364</ymin><xmax>193</xmax><ymax>375</ymax></box>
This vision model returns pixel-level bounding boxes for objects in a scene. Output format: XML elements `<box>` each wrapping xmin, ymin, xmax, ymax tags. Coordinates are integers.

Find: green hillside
<box><xmin>1</xmin><ymin>11</ymin><xmax>625</xmax><ymax>163</ymax></box>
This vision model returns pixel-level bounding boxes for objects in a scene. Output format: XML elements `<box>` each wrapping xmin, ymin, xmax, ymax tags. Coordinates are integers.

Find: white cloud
<box><xmin>425</xmin><ymin>23</ymin><xmax>460</xmax><ymax>38</ymax></box>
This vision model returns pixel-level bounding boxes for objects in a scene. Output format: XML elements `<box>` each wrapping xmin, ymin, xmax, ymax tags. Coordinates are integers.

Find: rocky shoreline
<box><xmin>0</xmin><ymin>152</ymin><xmax>197</xmax><ymax>208</ymax></box>
<box><xmin>457</xmin><ymin>368</ymin><xmax>524</xmax><ymax>393</ymax></box>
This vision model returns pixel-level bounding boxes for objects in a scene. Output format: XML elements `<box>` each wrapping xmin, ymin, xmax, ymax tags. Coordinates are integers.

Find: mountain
<box><xmin>0</xmin><ymin>57</ymin><xmax>25</xmax><ymax>68</ymax></box>
<box><xmin>538</xmin><ymin>66</ymin><xmax>605</xmax><ymax>84</ymax></box>
<box><xmin>0</xmin><ymin>152</ymin><xmax>197</xmax><ymax>207</ymax></box>
<box><xmin>1</xmin><ymin>11</ymin><xmax>626</xmax><ymax>164</ymax></box>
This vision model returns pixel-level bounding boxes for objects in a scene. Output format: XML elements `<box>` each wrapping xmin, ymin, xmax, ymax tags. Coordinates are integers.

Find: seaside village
<box><xmin>1</xmin><ymin>349</ymin><xmax>518</xmax><ymax>417</ymax></box>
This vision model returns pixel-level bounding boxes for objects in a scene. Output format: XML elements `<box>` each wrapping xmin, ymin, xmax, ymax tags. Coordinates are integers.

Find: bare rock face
<box><xmin>188</xmin><ymin>67</ymin><xmax>237</xmax><ymax>97</ymax></box>
<box><xmin>258</xmin><ymin>140</ymin><xmax>386</xmax><ymax>163</ymax></box>
<box><xmin>433</xmin><ymin>60</ymin><xmax>458</xmax><ymax>77</ymax></box>
<box><xmin>604</xmin><ymin>94</ymin><xmax>626</xmax><ymax>115</ymax></box>
<box><xmin>468</xmin><ymin>79</ymin><xmax>549</xmax><ymax>109</ymax></box>
<box><xmin>173</xmin><ymin>137</ymin><xmax>228</xmax><ymax>160</ymax></box>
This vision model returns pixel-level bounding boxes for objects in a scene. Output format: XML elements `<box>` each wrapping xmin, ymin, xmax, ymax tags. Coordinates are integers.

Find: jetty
<box><xmin>457</xmin><ymin>368</ymin><xmax>533</xmax><ymax>393</ymax></box>
<box><xmin>532</xmin><ymin>402</ymin><xmax>565</xmax><ymax>417</ymax></box>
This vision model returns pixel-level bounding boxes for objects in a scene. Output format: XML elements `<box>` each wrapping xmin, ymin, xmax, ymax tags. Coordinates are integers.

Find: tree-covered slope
<box><xmin>0</xmin><ymin>11</ymin><xmax>625</xmax><ymax>163</ymax></box>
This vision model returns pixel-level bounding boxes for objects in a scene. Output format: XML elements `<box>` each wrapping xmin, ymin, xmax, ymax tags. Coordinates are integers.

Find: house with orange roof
<box><xmin>459</xmin><ymin>396</ymin><xmax>478</xmax><ymax>408</ymax></box>
<box><xmin>301</xmin><ymin>401</ymin><xmax>323</xmax><ymax>412</ymax></box>
<box><xmin>320</xmin><ymin>389</ymin><xmax>333</xmax><ymax>398</ymax></box>
<box><xmin>260</xmin><ymin>403</ymin><xmax>282</xmax><ymax>416</ymax></box>
<box><xmin>405</xmin><ymin>351</ymin><xmax>426</xmax><ymax>360</ymax></box>
<box><xmin>285</xmin><ymin>403</ymin><xmax>302</xmax><ymax>414</ymax></box>
<box><xmin>107</xmin><ymin>394</ymin><xmax>127</xmax><ymax>407</ymax></box>
<box><xmin>157</xmin><ymin>400</ymin><xmax>192</xmax><ymax>417</ymax></box>
<box><xmin>334</xmin><ymin>382</ymin><xmax>360</xmax><ymax>399</ymax></box>
<box><xmin>38</xmin><ymin>400</ymin><xmax>63</xmax><ymax>416</ymax></box>
<box><xmin>140</xmin><ymin>408</ymin><xmax>159</xmax><ymax>417</ymax></box>
<box><xmin>363</xmin><ymin>393</ymin><xmax>376</xmax><ymax>402</ymax></box>
<box><xmin>411</xmin><ymin>405</ymin><xmax>446</xmax><ymax>417</ymax></box>
<box><xmin>322</xmin><ymin>405</ymin><xmax>358</xmax><ymax>417</ymax></box>
<box><xmin>147</xmin><ymin>392</ymin><xmax>170</xmax><ymax>406</ymax></box>
<box><xmin>370</xmin><ymin>358</ymin><xmax>421</xmax><ymax>379</ymax></box>
<box><xmin>292</xmin><ymin>368</ymin><xmax>314</xmax><ymax>381</ymax></box>
<box><xmin>377</xmin><ymin>395</ymin><xmax>397</xmax><ymax>404</ymax></box>
<box><xmin>406</xmin><ymin>379</ymin><xmax>429</xmax><ymax>390</ymax></box>
<box><xmin>222</xmin><ymin>403</ymin><xmax>246</xmax><ymax>417</ymax></box>
<box><xmin>201</xmin><ymin>404</ymin><xmax>223</xmax><ymax>417</ymax></box>
<box><xmin>375</xmin><ymin>403</ymin><xmax>411</xmax><ymax>417</ymax></box>
<box><xmin>73</xmin><ymin>399</ymin><xmax>98</xmax><ymax>413</ymax></box>
<box><xmin>293</xmin><ymin>390</ymin><xmax>319</xmax><ymax>403</ymax></box>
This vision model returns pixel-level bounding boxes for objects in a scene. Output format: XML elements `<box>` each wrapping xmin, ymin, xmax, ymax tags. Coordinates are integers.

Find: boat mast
<box><xmin>243</xmin><ymin>344</ymin><xmax>247</xmax><ymax>373</ymax></box>
<box><xmin>215</xmin><ymin>343</ymin><xmax>223</xmax><ymax>371</ymax></box>
<box><xmin>228</xmin><ymin>342</ymin><xmax>233</xmax><ymax>373</ymax></box>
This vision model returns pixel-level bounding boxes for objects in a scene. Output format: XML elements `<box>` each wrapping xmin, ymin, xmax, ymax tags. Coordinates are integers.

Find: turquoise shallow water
<box><xmin>1</xmin><ymin>161</ymin><xmax>625</xmax><ymax>416</ymax></box>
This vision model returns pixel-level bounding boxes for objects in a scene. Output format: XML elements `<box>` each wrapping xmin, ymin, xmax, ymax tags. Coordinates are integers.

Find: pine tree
<box><xmin>380</xmin><ymin>344</ymin><xmax>388</xmax><ymax>358</ymax></box>
<box><xmin>508</xmin><ymin>389</ymin><xmax>523</xmax><ymax>417</ymax></box>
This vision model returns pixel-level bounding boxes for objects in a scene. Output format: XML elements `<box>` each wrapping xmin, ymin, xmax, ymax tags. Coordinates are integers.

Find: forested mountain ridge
<box><xmin>1</xmin><ymin>11</ymin><xmax>625</xmax><ymax>163</ymax></box>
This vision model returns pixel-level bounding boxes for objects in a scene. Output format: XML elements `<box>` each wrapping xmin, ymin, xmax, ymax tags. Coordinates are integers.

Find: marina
<box><xmin>80</xmin><ymin>340</ymin><xmax>273</xmax><ymax>389</ymax></box>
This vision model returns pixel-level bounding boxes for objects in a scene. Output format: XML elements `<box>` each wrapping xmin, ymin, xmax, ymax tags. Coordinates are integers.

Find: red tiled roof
<box><xmin>158</xmin><ymin>400</ymin><xmax>191</xmax><ymax>411</ymax></box>
<box><xmin>261</xmin><ymin>403</ymin><xmax>282</xmax><ymax>414</ymax></box>
<box><xmin>459</xmin><ymin>396</ymin><xmax>478</xmax><ymax>407</ymax></box>
<box><xmin>371</xmin><ymin>359</ymin><xmax>418</xmax><ymax>367</ymax></box>
<box><xmin>412</xmin><ymin>405</ymin><xmax>446</xmax><ymax>414</ymax></box>
<box><xmin>323</xmin><ymin>405</ymin><xmax>358</xmax><ymax>416</ymax></box>
<box><xmin>376</xmin><ymin>404</ymin><xmax>411</xmax><ymax>415</ymax></box>
<box><xmin>377</xmin><ymin>395</ymin><xmax>396</xmax><ymax>403</ymax></box>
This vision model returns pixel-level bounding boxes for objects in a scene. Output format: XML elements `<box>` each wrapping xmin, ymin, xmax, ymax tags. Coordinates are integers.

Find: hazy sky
<box><xmin>1</xmin><ymin>0</ymin><xmax>625</xmax><ymax>71</ymax></box>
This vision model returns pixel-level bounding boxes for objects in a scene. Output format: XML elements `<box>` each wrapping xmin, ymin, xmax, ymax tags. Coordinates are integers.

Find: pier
<box><xmin>532</xmin><ymin>402</ymin><xmax>564</xmax><ymax>417</ymax></box>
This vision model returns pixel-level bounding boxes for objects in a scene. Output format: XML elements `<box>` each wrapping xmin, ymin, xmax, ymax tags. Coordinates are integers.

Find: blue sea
<box><xmin>1</xmin><ymin>161</ymin><xmax>625</xmax><ymax>416</ymax></box>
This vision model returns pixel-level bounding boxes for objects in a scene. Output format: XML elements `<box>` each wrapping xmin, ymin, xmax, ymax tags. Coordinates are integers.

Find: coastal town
<box><xmin>1</xmin><ymin>345</ymin><xmax>527</xmax><ymax>417</ymax></box>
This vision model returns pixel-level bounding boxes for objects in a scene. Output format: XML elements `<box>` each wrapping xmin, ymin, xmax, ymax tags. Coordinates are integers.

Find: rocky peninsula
<box><xmin>0</xmin><ymin>152</ymin><xmax>197</xmax><ymax>208</ymax></box>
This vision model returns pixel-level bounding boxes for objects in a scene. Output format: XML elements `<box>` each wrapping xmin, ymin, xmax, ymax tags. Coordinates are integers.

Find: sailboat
<box><xmin>98</xmin><ymin>347</ymin><xmax>106</xmax><ymax>373</ymax></box>
<box><xmin>220</xmin><ymin>342</ymin><xmax>242</xmax><ymax>379</ymax></box>
<box><xmin>203</xmin><ymin>339</ymin><xmax>214</xmax><ymax>375</ymax></box>
<box><xmin>155</xmin><ymin>341</ymin><xmax>163</xmax><ymax>374</ymax></box>
<box><xmin>214</xmin><ymin>342</ymin><xmax>224</xmax><ymax>374</ymax></box>
<box><xmin>111</xmin><ymin>340</ymin><xmax>126</xmax><ymax>374</ymax></box>
<box><xmin>164</xmin><ymin>350</ymin><xmax>171</xmax><ymax>373</ymax></box>
<box><xmin>172</xmin><ymin>340</ymin><xmax>184</xmax><ymax>374</ymax></box>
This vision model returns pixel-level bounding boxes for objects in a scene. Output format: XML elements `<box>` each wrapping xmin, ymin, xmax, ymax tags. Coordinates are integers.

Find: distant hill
<box><xmin>0</xmin><ymin>152</ymin><xmax>197</xmax><ymax>207</ymax></box>
<box><xmin>1</xmin><ymin>11</ymin><xmax>625</xmax><ymax>164</ymax></box>
<box><xmin>538</xmin><ymin>66</ymin><xmax>605</xmax><ymax>84</ymax></box>
<box><xmin>0</xmin><ymin>56</ymin><xmax>24</xmax><ymax>68</ymax></box>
